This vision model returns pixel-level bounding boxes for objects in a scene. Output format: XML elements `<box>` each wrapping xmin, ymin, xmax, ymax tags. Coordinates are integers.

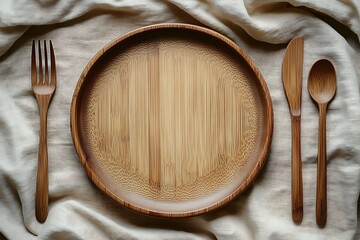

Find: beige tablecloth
<box><xmin>0</xmin><ymin>0</ymin><xmax>359</xmax><ymax>239</ymax></box>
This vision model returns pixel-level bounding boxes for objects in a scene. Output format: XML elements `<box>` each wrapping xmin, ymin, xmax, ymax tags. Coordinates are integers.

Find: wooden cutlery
<box><xmin>308</xmin><ymin>59</ymin><xmax>337</xmax><ymax>227</ymax></box>
<box><xmin>282</xmin><ymin>36</ymin><xmax>336</xmax><ymax>227</ymax></box>
<box><xmin>282</xmin><ymin>37</ymin><xmax>304</xmax><ymax>223</ymax></box>
<box><xmin>31</xmin><ymin>40</ymin><xmax>57</xmax><ymax>223</ymax></box>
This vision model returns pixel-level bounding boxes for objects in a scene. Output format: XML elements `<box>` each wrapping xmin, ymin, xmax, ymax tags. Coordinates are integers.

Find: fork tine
<box><xmin>44</xmin><ymin>40</ymin><xmax>49</xmax><ymax>84</ymax></box>
<box><xmin>31</xmin><ymin>40</ymin><xmax>37</xmax><ymax>86</ymax></box>
<box><xmin>50</xmin><ymin>41</ymin><xmax>56</xmax><ymax>86</ymax></box>
<box><xmin>38</xmin><ymin>40</ymin><xmax>43</xmax><ymax>84</ymax></box>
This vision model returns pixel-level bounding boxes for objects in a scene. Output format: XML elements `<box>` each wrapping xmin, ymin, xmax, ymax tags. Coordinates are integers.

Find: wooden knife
<box><xmin>282</xmin><ymin>37</ymin><xmax>304</xmax><ymax>223</ymax></box>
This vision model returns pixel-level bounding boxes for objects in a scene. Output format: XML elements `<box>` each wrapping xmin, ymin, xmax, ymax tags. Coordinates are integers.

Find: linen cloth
<box><xmin>0</xmin><ymin>0</ymin><xmax>359</xmax><ymax>239</ymax></box>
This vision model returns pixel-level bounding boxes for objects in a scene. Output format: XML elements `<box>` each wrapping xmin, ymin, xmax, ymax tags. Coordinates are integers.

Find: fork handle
<box><xmin>35</xmin><ymin>101</ymin><xmax>49</xmax><ymax>223</ymax></box>
<box><xmin>291</xmin><ymin>115</ymin><xmax>303</xmax><ymax>223</ymax></box>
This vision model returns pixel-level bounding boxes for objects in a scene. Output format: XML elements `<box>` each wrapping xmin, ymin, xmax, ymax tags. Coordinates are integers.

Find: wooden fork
<box><xmin>31</xmin><ymin>40</ymin><xmax>56</xmax><ymax>223</ymax></box>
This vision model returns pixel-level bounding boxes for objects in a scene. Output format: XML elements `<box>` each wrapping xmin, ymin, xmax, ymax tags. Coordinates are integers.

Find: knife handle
<box><xmin>291</xmin><ymin>115</ymin><xmax>303</xmax><ymax>223</ymax></box>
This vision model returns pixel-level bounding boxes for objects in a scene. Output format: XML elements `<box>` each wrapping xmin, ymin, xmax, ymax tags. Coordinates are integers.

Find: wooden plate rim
<box><xmin>70</xmin><ymin>23</ymin><xmax>274</xmax><ymax>217</ymax></box>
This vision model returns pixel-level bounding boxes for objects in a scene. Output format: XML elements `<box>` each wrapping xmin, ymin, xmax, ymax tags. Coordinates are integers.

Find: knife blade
<box><xmin>282</xmin><ymin>36</ymin><xmax>304</xmax><ymax>223</ymax></box>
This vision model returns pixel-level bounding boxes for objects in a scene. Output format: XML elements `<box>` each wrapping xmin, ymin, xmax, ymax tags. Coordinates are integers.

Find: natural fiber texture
<box><xmin>0</xmin><ymin>0</ymin><xmax>359</xmax><ymax>239</ymax></box>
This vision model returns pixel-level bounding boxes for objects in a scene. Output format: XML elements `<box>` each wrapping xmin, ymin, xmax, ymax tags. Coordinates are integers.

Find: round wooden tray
<box><xmin>70</xmin><ymin>23</ymin><xmax>273</xmax><ymax>217</ymax></box>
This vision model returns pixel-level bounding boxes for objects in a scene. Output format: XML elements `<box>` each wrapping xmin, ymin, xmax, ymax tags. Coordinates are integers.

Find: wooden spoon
<box><xmin>308</xmin><ymin>59</ymin><xmax>336</xmax><ymax>227</ymax></box>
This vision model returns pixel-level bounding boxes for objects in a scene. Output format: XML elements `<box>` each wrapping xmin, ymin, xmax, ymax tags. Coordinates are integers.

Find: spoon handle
<box><xmin>317</xmin><ymin>104</ymin><xmax>327</xmax><ymax>227</ymax></box>
<box><xmin>291</xmin><ymin>115</ymin><xmax>303</xmax><ymax>223</ymax></box>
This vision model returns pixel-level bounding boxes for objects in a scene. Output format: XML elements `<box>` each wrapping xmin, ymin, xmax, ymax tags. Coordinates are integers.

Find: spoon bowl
<box><xmin>308</xmin><ymin>59</ymin><xmax>336</xmax><ymax>104</ymax></box>
<box><xmin>308</xmin><ymin>59</ymin><xmax>336</xmax><ymax>228</ymax></box>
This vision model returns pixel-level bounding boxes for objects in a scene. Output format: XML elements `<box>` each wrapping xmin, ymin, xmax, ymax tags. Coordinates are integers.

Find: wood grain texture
<box><xmin>282</xmin><ymin>37</ymin><xmax>304</xmax><ymax>223</ymax></box>
<box><xmin>291</xmin><ymin>114</ymin><xmax>303</xmax><ymax>222</ymax></box>
<box><xmin>32</xmin><ymin>40</ymin><xmax>56</xmax><ymax>223</ymax></box>
<box><xmin>70</xmin><ymin>24</ymin><xmax>273</xmax><ymax>217</ymax></box>
<box><xmin>316</xmin><ymin>104</ymin><xmax>327</xmax><ymax>227</ymax></box>
<box><xmin>308</xmin><ymin>59</ymin><xmax>336</xmax><ymax>227</ymax></box>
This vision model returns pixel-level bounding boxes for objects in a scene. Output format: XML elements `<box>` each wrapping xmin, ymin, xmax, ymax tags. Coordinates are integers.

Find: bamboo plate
<box><xmin>71</xmin><ymin>23</ymin><xmax>273</xmax><ymax>217</ymax></box>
